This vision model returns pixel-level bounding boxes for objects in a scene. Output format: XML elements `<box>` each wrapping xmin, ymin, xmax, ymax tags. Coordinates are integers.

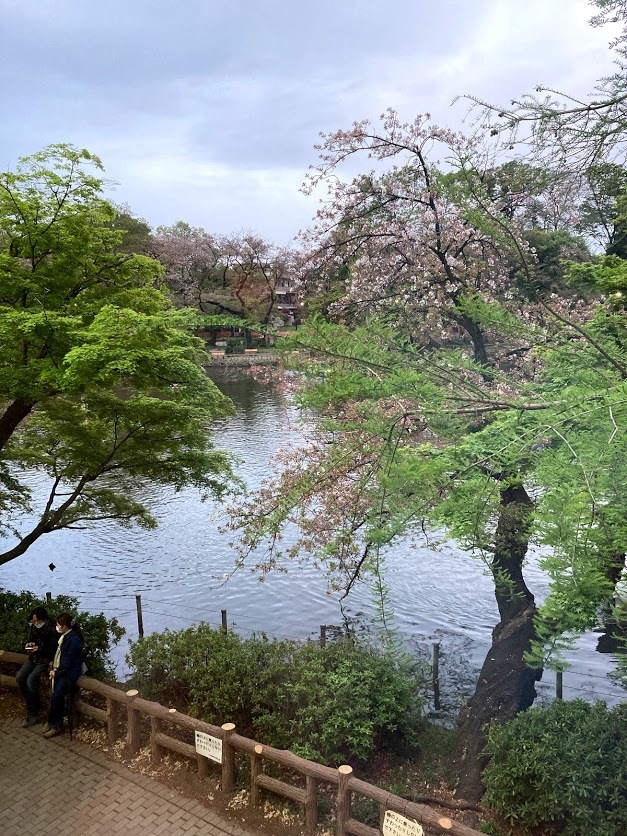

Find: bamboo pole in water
<box><xmin>433</xmin><ymin>641</ymin><xmax>441</xmax><ymax>711</ymax></box>
<box><xmin>135</xmin><ymin>595</ymin><xmax>144</xmax><ymax>638</ymax></box>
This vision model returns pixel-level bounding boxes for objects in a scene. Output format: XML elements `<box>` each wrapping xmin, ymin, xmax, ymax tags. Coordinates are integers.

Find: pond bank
<box><xmin>204</xmin><ymin>351</ymin><xmax>278</xmax><ymax>366</ymax></box>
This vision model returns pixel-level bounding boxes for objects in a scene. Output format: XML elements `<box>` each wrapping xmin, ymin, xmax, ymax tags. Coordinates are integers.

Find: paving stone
<box><xmin>0</xmin><ymin>719</ymin><xmax>265</xmax><ymax>836</ymax></box>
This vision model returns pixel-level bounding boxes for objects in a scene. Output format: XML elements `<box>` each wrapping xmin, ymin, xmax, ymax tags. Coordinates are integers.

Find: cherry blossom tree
<box><xmin>151</xmin><ymin>225</ymin><xmax>296</xmax><ymax>325</ymax></box>
<box><xmin>228</xmin><ymin>111</ymin><xmax>627</xmax><ymax>802</ymax></box>
<box><xmin>219</xmin><ymin>233</ymin><xmax>295</xmax><ymax>325</ymax></box>
<box><xmin>150</xmin><ymin>222</ymin><xmax>229</xmax><ymax>312</ymax></box>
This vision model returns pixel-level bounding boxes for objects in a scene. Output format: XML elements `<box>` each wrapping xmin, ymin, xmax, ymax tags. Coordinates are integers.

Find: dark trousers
<box><xmin>16</xmin><ymin>660</ymin><xmax>48</xmax><ymax>718</ymax></box>
<box><xmin>48</xmin><ymin>676</ymin><xmax>75</xmax><ymax>729</ymax></box>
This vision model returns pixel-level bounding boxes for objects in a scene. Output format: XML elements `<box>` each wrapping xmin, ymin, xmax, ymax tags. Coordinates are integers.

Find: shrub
<box><xmin>251</xmin><ymin>638</ymin><xmax>424</xmax><ymax>762</ymax></box>
<box><xmin>0</xmin><ymin>588</ymin><xmax>124</xmax><ymax>680</ymax></box>
<box><xmin>126</xmin><ymin>623</ymin><xmax>261</xmax><ymax>722</ymax></box>
<box><xmin>127</xmin><ymin>624</ymin><xmax>425</xmax><ymax>764</ymax></box>
<box><xmin>483</xmin><ymin>699</ymin><xmax>627</xmax><ymax>835</ymax></box>
<box><xmin>225</xmin><ymin>337</ymin><xmax>245</xmax><ymax>354</ymax></box>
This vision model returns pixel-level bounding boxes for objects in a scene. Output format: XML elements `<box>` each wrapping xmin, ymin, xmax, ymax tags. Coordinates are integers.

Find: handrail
<box><xmin>0</xmin><ymin>649</ymin><xmax>483</xmax><ymax>836</ymax></box>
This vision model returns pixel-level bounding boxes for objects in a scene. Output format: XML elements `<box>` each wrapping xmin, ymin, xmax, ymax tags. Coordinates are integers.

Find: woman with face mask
<box><xmin>43</xmin><ymin>612</ymin><xmax>84</xmax><ymax>739</ymax></box>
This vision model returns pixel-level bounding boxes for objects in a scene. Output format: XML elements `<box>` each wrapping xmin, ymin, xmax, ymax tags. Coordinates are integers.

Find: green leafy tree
<box><xmin>109</xmin><ymin>203</ymin><xmax>153</xmax><ymax>255</ymax></box>
<box><xmin>0</xmin><ymin>144</ymin><xmax>235</xmax><ymax>566</ymax></box>
<box><xmin>578</xmin><ymin>163</ymin><xmax>627</xmax><ymax>256</ymax></box>
<box><xmin>231</xmin><ymin>301</ymin><xmax>627</xmax><ymax>798</ymax></box>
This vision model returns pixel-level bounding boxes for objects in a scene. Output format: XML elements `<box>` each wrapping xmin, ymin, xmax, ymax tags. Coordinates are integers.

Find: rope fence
<box><xmin>42</xmin><ymin>592</ymin><xmax>627</xmax><ymax>707</ymax></box>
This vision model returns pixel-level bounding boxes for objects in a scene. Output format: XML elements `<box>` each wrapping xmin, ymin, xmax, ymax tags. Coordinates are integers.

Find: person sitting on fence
<box><xmin>43</xmin><ymin>613</ymin><xmax>84</xmax><ymax>739</ymax></box>
<box><xmin>16</xmin><ymin>606</ymin><xmax>59</xmax><ymax>728</ymax></box>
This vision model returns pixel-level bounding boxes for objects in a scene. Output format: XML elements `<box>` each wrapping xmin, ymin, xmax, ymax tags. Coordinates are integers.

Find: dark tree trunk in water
<box><xmin>454</xmin><ymin>484</ymin><xmax>542</xmax><ymax>804</ymax></box>
<box><xmin>595</xmin><ymin>551</ymin><xmax>626</xmax><ymax>652</ymax></box>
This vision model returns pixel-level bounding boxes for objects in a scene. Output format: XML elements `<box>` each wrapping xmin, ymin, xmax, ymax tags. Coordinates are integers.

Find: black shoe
<box><xmin>22</xmin><ymin>716</ymin><xmax>38</xmax><ymax>728</ymax></box>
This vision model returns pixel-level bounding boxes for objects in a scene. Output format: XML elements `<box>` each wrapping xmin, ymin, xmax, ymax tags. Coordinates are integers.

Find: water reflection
<box><xmin>1</xmin><ymin>368</ymin><xmax>625</xmax><ymax>706</ymax></box>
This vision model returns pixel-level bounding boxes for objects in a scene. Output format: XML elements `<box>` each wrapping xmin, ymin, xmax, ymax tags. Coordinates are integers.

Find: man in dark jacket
<box><xmin>16</xmin><ymin>606</ymin><xmax>59</xmax><ymax>727</ymax></box>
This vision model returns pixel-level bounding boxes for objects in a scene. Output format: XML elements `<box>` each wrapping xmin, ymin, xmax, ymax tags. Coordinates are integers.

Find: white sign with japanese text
<box><xmin>194</xmin><ymin>730</ymin><xmax>223</xmax><ymax>763</ymax></box>
<box><xmin>382</xmin><ymin>810</ymin><xmax>424</xmax><ymax>836</ymax></box>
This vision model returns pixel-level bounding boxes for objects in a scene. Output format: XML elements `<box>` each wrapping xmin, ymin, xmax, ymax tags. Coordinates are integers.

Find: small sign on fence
<box><xmin>382</xmin><ymin>810</ymin><xmax>424</xmax><ymax>836</ymax></box>
<box><xmin>195</xmin><ymin>730</ymin><xmax>223</xmax><ymax>763</ymax></box>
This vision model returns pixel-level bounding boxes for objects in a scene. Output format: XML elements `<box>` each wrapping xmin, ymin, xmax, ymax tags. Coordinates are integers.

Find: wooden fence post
<box><xmin>433</xmin><ymin>641</ymin><xmax>441</xmax><ymax>711</ymax></box>
<box><xmin>320</xmin><ymin>625</ymin><xmax>326</xmax><ymax>648</ymax></box>
<box><xmin>221</xmin><ymin>609</ymin><xmax>228</xmax><ymax>634</ymax></box>
<box><xmin>150</xmin><ymin>715</ymin><xmax>163</xmax><ymax>764</ymax></box>
<box><xmin>250</xmin><ymin>743</ymin><xmax>263</xmax><ymax>807</ymax></box>
<box><xmin>197</xmin><ymin>753</ymin><xmax>210</xmax><ymax>780</ymax></box>
<box><xmin>379</xmin><ymin>801</ymin><xmax>387</xmax><ymax>832</ymax></box>
<box><xmin>126</xmin><ymin>689</ymin><xmax>141</xmax><ymax>754</ymax></box>
<box><xmin>336</xmin><ymin>764</ymin><xmax>353</xmax><ymax>836</ymax></box>
<box><xmin>106</xmin><ymin>697</ymin><xmax>119</xmax><ymax>744</ymax></box>
<box><xmin>182</xmin><ymin>704</ymin><xmax>210</xmax><ymax>780</ymax></box>
<box><xmin>305</xmin><ymin>775</ymin><xmax>319</xmax><ymax>834</ymax></box>
<box><xmin>221</xmin><ymin>722</ymin><xmax>236</xmax><ymax>793</ymax></box>
<box><xmin>136</xmin><ymin>595</ymin><xmax>144</xmax><ymax>639</ymax></box>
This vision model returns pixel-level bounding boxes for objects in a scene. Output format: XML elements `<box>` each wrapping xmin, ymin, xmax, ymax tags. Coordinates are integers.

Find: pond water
<box><xmin>1</xmin><ymin>368</ymin><xmax>625</xmax><ymax>709</ymax></box>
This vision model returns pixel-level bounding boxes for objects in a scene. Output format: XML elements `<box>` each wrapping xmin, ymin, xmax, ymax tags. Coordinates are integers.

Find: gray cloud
<box><xmin>0</xmin><ymin>0</ymin><xmax>617</xmax><ymax>242</ymax></box>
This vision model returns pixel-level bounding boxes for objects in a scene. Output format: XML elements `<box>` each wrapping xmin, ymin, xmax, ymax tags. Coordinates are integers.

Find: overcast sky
<box><xmin>0</xmin><ymin>0</ymin><xmax>617</xmax><ymax>243</ymax></box>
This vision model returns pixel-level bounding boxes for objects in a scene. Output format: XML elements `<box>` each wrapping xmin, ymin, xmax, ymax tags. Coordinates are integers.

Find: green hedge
<box><xmin>127</xmin><ymin>624</ymin><xmax>425</xmax><ymax>764</ymax></box>
<box><xmin>0</xmin><ymin>588</ymin><xmax>124</xmax><ymax>680</ymax></box>
<box><xmin>483</xmin><ymin>699</ymin><xmax>627</xmax><ymax>835</ymax></box>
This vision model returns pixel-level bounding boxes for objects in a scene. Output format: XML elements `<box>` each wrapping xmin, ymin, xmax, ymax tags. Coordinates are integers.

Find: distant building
<box><xmin>275</xmin><ymin>276</ymin><xmax>301</xmax><ymax>325</ymax></box>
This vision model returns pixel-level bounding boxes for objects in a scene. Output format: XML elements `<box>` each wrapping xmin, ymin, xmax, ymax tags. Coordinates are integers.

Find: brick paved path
<box><xmin>0</xmin><ymin>718</ymin><xmax>265</xmax><ymax>836</ymax></box>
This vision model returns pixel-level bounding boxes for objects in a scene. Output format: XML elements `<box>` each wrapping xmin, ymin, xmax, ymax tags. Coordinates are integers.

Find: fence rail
<box><xmin>0</xmin><ymin>648</ymin><xmax>482</xmax><ymax>836</ymax></box>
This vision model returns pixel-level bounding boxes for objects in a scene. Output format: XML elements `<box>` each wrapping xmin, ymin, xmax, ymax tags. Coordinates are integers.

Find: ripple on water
<box><xmin>1</xmin><ymin>369</ymin><xmax>625</xmax><ymax>700</ymax></box>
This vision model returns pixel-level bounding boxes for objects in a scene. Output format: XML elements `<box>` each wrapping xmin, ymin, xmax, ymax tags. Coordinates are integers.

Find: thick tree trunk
<box><xmin>453</xmin><ymin>484</ymin><xmax>542</xmax><ymax>803</ymax></box>
<box><xmin>602</xmin><ymin>551</ymin><xmax>625</xmax><ymax>588</ymax></box>
<box><xmin>0</xmin><ymin>398</ymin><xmax>34</xmax><ymax>450</ymax></box>
<box><xmin>595</xmin><ymin>551</ymin><xmax>626</xmax><ymax>652</ymax></box>
<box><xmin>447</xmin><ymin>308</ymin><xmax>491</xmax><ymax>369</ymax></box>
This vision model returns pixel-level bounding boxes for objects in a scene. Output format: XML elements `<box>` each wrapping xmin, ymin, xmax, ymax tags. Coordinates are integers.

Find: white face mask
<box><xmin>33</xmin><ymin>621</ymin><xmax>44</xmax><ymax>628</ymax></box>
<box><xmin>56</xmin><ymin>625</ymin><xmax>63</xmax><ymax>633</ymax></box>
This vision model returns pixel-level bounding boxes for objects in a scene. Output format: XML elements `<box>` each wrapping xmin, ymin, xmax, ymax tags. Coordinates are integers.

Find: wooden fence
<box><xmin>0</xmin><ymin>649</ymin><xmax>483</xmax><ymax>836</ymax></box>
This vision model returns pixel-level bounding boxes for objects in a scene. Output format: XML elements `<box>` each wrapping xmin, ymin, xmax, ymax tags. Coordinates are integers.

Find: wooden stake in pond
<box><xmin>221</xmin><ymin>609</ymin><xmax>228</xmax><ymax>634</ymax></box>
<box><xmin>46</xmin><ymin>591</ymin><xmax>52</xmax><ymax>606</ymax></box>
<box><xmin>556</xmin><ymin>670</ymin><xmax>563</xmax><ymax>700</ymax></box>
<box><xmin>136</xmin><ymin>594</ymin><xmax>144</xmax><ymax>638</ymax></box>
<box><xmin>433</xmin><ymin>642</ymin><xmax>441</xmax><ymax>711</ymax></box>
<box><xmin>320</xmin><ymin>625</ymin><xmax>327</xmax><ymax>648</ymax></box>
